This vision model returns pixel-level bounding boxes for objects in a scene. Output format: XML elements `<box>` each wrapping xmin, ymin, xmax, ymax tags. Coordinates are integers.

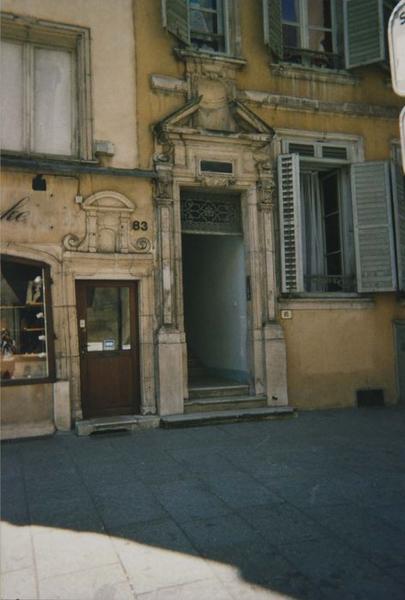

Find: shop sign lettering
<box><xmin>0</xmin><ymin>197</ymin><xmax>31</xmax><ymax>223</ymax></box>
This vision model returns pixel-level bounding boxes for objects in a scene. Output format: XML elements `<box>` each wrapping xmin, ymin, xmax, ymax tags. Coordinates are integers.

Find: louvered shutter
<box><xmin>162</xmin><ymin>0</ymin><xmax>190</xmax><ymax>45</ymax></box>
<box><xmin>344</xmin><ymin>0</ymin><xmax>385</xmax><ymax>69</ymax></box>
<box><xmin>351</xmin><ymin>162</ymin><xmax>396</xmax><ymax>292</ymax></box>
<box><xmin>263</xmin><ymin>0</ymin><xmax>283</xmax><ymax>58</ymax></box>
<box><xmin>391</xmin><ymin>162</ymin><xmax>405</xmax><ymax>291</ymax></box>
<box><xmin>278</xmin><ymin>154</ymin><xmax>304</xmax><ymax>293</ymax></box>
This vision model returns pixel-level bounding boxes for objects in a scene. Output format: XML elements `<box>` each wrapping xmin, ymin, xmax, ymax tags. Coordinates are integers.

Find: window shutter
<box><xmin>391</xmin><ymin>162</ymin><xmax>405</xmax><ymax>291</ymax></box>
<box><xmin>278</xmin><ymin>154</ymin><xmax>304</xmax><ymax>293</ymax></box>
<box><xmin>263</xmin><ymin>0</ymin><xmax>283</xmax><ymax>58</ymax></box>
<box><xmin>344</xmin><ymin>0</ymin><xmax>385</xmax><ymax>69</ymax></box>
<box><xmin>162</xmin><ymin>0</ymin><xmax>190</xmax><ymax>45</ymax></box>
<box><xmin>351</xmin><ymin>162</ymin><xmax>397</xmax><ymax>292</ymax></box>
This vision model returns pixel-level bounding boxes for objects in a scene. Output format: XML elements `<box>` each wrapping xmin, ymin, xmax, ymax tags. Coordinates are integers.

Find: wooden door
<box><xmin>76</xmin><ymin>280</ymin><xmax>140</xmax><ymax>418</ymax></box>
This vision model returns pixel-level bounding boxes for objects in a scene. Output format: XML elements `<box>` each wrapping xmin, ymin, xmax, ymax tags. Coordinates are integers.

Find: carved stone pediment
<box><xmin>153</xmin><ymin>97</ymin><xmax>274</xmax><ymax>168</ymax></box>
<box><xmin>63</xmin><ymin>191</ymin><xmax>151</xmax><ymax>254</ymax></box>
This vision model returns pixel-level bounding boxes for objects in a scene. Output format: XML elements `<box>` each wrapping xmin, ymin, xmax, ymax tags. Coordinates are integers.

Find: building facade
<box><xmin>1</xmin><ymin>0</ymin><xmax>405</xmax><ymax>439</ymax></box>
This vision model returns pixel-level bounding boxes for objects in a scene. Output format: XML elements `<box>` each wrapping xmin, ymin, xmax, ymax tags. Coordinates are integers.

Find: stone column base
<box><xmin>263</xmin><ymin>323</ymin><xmax>289</xmax><ymax>406</ymax></box>
<box><xmin>53</xmin><ymin>380</ymin><xmax>71</xmax><ymax>431</ymax></box>
<box><xmin>157</xmin><ymin>328</ymin><xmax>185</xmax><ymax>416</ymax></box>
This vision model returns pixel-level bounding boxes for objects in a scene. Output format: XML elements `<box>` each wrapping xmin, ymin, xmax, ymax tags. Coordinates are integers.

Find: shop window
<box><xmin>0</xmin><ymin>13</ymin><xmax>92</xmax><ymax>159</ymax></box>
<box><xmin>278</xmin><ymin>137</ymin><xmax>403</xmax><ymax>294</ymax></box>
<box><xmin>0</xmin><ymin>257</ymin><xmax>55</xmax><ymax>384</ymax></box>
<box><xmin>162</xmin><ymin>0</ymin><xmax>241</xmax><ymax>56</ymax></box>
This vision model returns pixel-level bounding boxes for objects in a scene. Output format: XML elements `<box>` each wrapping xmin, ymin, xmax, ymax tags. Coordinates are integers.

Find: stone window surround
<box><xmin>1</xmin><ymin>12</ymin><xmax>93</xmax><ymax>161</ymax></box>
<box><xmin>275</xmin><ymin>128</ymin><xmax>366</xmax><ymax>299</ymax></box>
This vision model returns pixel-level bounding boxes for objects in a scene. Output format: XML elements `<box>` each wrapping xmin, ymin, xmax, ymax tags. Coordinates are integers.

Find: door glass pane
<box><xmin>86</xmin><ymin>287</ymin><xmax>131</xmax><ymax>352</ymax></box>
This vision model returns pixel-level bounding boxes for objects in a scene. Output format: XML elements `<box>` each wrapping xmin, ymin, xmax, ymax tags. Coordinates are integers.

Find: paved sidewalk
<box><xmin>1</xmin><ymin>407</ymin><xmax>405</xmax><ymax>600</ymax></box>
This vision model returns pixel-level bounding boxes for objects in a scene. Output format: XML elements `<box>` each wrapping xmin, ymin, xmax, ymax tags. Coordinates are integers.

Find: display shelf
<box><xmin>2</xmin><ymin>303</ymin><xmax>44</xmax><ymax>309</ymax></box>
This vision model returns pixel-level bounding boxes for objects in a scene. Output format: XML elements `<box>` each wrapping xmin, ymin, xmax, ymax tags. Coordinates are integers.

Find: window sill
<box><xmin>175</xmin><ymin>48</ymin><xmax>246</xmax><ymax>69</ymax></box>
<box><xmin>270</xmin><ymin>63</ymin><xmax>360</xmax><ymax>86</ymax></box>
<box><xmin>1</xmin><ymin>377</ymin><xmax>56</xmax><ymax>387</ymax></box>
<box><xmin>279</xmin><ymin>296</ymin><xmax>375</xmax><ymax>311</ymax></box>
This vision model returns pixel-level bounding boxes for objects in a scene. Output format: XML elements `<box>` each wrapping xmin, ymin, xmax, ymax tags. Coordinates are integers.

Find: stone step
<box><xmin>184</xmin><ymin>394</ymin><xmax>267</xmax><ymax>414</ymax></box>
<box><xmin>160</xmin><ymin>406</ymin><xmax>296</xmax><ymax>428</ymax></box>
<box><xmin>188</xmin><ymin>384</ymin><xmax>250</xmax><ymax>399</ymax></box>
<box><xmin>76</xmin><ymin>415</ymin><xmax>160</xmax><ymax>436</ymax></box>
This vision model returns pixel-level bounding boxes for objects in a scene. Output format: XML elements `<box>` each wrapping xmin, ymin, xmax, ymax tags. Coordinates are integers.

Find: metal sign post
<box><xmin>389</xmin><ymin>1</ymin><xmax>405</xmax><ymax>172</ymax></box>
<box><xmin>389</xmin><ymin>1</ymin><xmax>405</xmax><ymax>96</ymax></box>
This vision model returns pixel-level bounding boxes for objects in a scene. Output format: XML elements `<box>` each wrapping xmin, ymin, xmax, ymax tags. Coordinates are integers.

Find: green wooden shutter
<box><xmin>263</xmin><ymin>0</ymin><xmax>283</xmax><ymax>58</ymax></box>
<box><xmin>351</xmin><ymin>162</ymin><xmax>397</xmax><ymax>292</ymax></box>
<box><xmin>278</xmin><ymin>154</ymin><xmax>304</xmax><ymax>293</ymax></box>
<box><xmin>162</xmin><ymin>0</ymin><xmax>190</xmax><ymax>45</ymax></box>
<box><xmin>391</xmin><ymin>161</ymin><xmax>405</xmax><ymax>291</ymax></box>
<box><xmin>344</xmin><ymin>0</ymin><xmax>385</xmax><ymax>69</ymax></box>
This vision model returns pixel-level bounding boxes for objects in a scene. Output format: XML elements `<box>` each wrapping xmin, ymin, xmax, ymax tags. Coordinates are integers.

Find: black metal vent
<box><xmin>357</xmin><ymin>389</ymin><xmax>385</xmax><ymax>407</ymax></box>
<box><xmin>200</xmin><ymin>160</ymin><xmax>233</xmax><ymax>174</ymax></box>
<box><xmin>322</xmin><ymin>146</ymin><xmax>348</xmax><ymax>160</ymax></box>
<box><xmin>288</xmin><ymin>143</ymin><xmax>315</xmax><ymax>157</ymax></box>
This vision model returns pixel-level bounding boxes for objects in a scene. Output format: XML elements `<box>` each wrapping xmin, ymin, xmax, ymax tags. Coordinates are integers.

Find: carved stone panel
<box><xmin>63</xmin><ymin>191</ymin><xmax>151</xmax><ymax>254</ymax></box>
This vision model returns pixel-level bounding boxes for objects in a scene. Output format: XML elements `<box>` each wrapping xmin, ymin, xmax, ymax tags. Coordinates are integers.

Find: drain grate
<box><xmin>356</xmin><ymin>389</ymin><xmax>385</xmax><ymax>407</ymax></box>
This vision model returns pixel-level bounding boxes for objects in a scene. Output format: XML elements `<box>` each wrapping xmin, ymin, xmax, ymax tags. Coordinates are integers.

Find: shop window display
<box><xmin>0</xmin><ymin>257</ymin><xmax>54</xmax><ymax>382</ymax></box>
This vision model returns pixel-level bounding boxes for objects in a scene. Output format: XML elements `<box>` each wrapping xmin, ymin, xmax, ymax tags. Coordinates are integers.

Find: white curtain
<box><xmin>300</xmin><ymin>172</ymin><xmax>326</xmax><ymax>292</ymax></box>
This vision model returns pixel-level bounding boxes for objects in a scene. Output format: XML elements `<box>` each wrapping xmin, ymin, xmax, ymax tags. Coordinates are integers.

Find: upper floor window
<box><xmin>281</xmin><ymin>0</ymin><xmax>338</xmax><ymax>69</ymax></box>
<box><xmin>190</xmin><ymin>1</ymin><xmax>225</xmax><ymax>53</ymax></box>
<box><xmin>162</xmin><ymin>0</ymin><xmax>241</xmax><ymax>57</ymax></box>
<box><xmin>277</xmin><ymin>135</ymin><xmax>405</xmax><ymax>295</ymax></box>
<box><xmin>0</xmin><ymin>13</ymin><xmax>92</xmax><ymax>159</ymax></box>
<box><xmin>263</xmin><ymin>0</ymin><xmax>397</xmax><ymax>71</ymax></box>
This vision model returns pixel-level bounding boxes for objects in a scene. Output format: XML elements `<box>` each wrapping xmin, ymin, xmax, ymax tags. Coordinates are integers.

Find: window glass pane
<box><xmin>0</xmin><ymin>41</ymin><xmax>24</xmax><ymax>151</ymax></box>
<box><xmin>190</xmin><ymin>0</ymin><xmax>217</xmax><ymax>9</ymax></box>
<box><xmin>308</xmin><ymin>29</ymin><xmax>332</xmax><ymax>53</ymax></box>
<box><xmin>308</xmin><ymin>0</ymin><xmax>331</xmax><ymax>28</ymax></box>
<box><xmin>1</xmin><ymin>261</ymin><xmax>49</xmax><ymax>381</ymax></box>
<box><xmin>33</xmin><ymin>47</ymin><xmax>73</xmax><ymax>155</ymax></box>
<box><xmin>86</xmin><ymin>287</ymin><xmax>131</xmax><ymax>352</ymax></box>
<box><xmin>282</xmin><ymin>0</ymin><xmax>299</xmax><ymax>22</ymax></box>
<box><xmin>283</xmin><ymin>24</ymin><xmax>300</xmax><ymax>48</ymax></box>
<box><xmin>190</xmin><ymin>9</ymin><xmax>216</xmax><ymax>33</ymax></box>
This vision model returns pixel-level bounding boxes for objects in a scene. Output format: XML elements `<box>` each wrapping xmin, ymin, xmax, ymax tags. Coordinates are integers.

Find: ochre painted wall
<box><xmin>281</xmin><ymin>297</ymin><xmax>405</xmax><ymax>408</ymax></box>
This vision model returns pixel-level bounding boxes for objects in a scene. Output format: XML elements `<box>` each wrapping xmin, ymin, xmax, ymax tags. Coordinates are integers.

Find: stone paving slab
<box><xmin>1</xmin><ymin>407</ymin><xmax>405</xmax><ymax>599</ymax></box>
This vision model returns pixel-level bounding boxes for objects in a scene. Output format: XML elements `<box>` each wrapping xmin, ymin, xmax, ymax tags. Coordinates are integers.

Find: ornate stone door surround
<box><xmin>153</xmin><ymin>98</ymin><xmax>289</xmax><ymax>415</ymax></box>
<box><xmin>62</xmin><ymin>191</ymin><xmax>156</xmax><ymax>420</ymax></box>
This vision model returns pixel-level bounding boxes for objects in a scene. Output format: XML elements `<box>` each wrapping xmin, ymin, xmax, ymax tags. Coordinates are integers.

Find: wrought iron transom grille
<box><xmin>181</xmin><ymin>191</ymin><xmax>242</xmax><ymax>234</ymax></box>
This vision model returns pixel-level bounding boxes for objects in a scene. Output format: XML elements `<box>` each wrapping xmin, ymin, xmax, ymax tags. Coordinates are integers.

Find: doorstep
<box><xmin>160</xmin><ymin>406</ymin><xmax>296</xmax><ymax>428</ymax></box>
<box><xmin>75</xmin><ymin>414</ymin><xmax>160</xmax><ymax>436</ymax></box>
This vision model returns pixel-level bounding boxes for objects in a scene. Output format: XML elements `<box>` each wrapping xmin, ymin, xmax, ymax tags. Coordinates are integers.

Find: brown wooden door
<box><xmin>76</xmin><ymin>280</ymin><xmax>140</xmax><ymax>418</ymax></box>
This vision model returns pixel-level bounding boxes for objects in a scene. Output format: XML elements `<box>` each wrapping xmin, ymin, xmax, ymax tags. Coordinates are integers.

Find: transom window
<box><xmin>189</xmin><ymin>0</ymin><xmax>226</xmax><ymax>53</ymax></box>
<box><xmin>281</xmin><ymin>0</ymin><xmax>338</xmax><ymax>68</ymax></box>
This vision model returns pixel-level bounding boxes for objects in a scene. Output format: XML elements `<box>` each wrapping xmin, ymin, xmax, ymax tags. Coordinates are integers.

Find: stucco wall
<box><xmin>281</xmin><ymin>296</ymin><xmax>405</xmax><ymax>409</ymax></box>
